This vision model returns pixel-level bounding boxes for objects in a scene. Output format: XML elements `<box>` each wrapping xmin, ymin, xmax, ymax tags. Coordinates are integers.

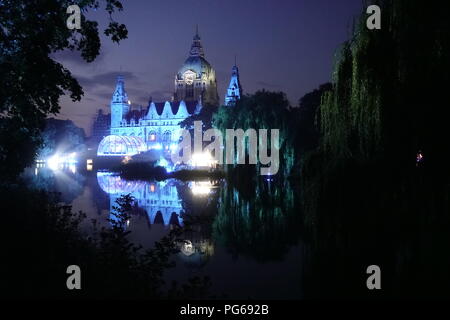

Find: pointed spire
<box><xmin>189</xmin><ymin>25</ymin><xmax>205</xmax><ymax>58</ymax></box>
<box><xmin>232</xmin><ymin>55</ymin><xmax>239</xmax><ymax>76</ymax></box>
<box><xmin>112</xmin><ymin>75</ymin><xmax>128</xmax><ymax>104</ymax></box>
<box><xmin>225</xmin><ymin>62</ymin><xmax>242</xmax><ymax>106</ymax></box>
<box><xmin>232</xmin><ymin>64</ymin><xmax>239</xmax><ymax>76</ymax></box>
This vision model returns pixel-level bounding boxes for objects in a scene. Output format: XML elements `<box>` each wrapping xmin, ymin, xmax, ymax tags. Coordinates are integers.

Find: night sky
<box><xmin>55</xmin><ymin>0</ymin><xmax>363</xmax><ymax>135</ymax></box>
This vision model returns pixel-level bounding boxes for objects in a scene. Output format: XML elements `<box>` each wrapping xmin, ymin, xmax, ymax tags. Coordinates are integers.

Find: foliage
<box><xmin>299</xmin><ymin>0</ymin><xmax>450</xmax><ymax>298</ymax></box>
<box><xmin>0</xmin><ymin>0</ymin><xmax>128</xmax><ymax>179</ymax></box>
<box><xmin>302</xmin><ymin>0</ymin><xmax>450</xmax><ymax>225</ymax></box>
<box><xmin>1</xmin><ymin>184</ymin><xmax>210</xmax><ymax>299</ymax></box>
<box><xmin>38</xmin><ymin>118</ymin><xmax>86</xmax><ymax>159</ymax></box>
<box><xmin>179</xmin><ymin>103</ymin><xmax>219</xmax><ymax>131</ymax></box>
<box><xmin>295</xmin><ymin>83</ymin><xmax>332</xmax><ymax>153</ymax></box>
<box><xmin>318</xmin><ymin>0</ymin><xmax>450</xmax><ymax>170</ymax></box>
<box><xmin>211</xmin><ymin>88</ymin><xmax>332</xmax><ymax>180</ymax></box>
<box><xmin>212</xmin><ymin>90</ymin><xmax>295</xmax><ymax>178</ymax></box>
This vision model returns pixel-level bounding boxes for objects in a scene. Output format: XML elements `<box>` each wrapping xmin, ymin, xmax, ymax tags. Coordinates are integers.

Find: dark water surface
<box><xmin>24</xmin><ymin>164</ymin><xmax>303</xmax><ymax>299</ymax></box>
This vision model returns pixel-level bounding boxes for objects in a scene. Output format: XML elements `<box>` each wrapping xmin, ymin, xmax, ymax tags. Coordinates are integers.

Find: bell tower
<box><xmin>111</xmin><ymin>75</ymin><xmax>130</xmax><ymax>128</ymax></box>
<box><xmin>224</xmin><ymin>62</ymin><xmax>242</xmax><ymax>106</ymax></box>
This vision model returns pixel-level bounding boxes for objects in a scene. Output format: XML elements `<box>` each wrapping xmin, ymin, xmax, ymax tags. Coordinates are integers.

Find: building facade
<box><xmin>97</xmin><ymin>30</ymin><xmax>240</xmax><ymax>157</ymax></box>
<box><xmin>91</xmin><ymin>109</ymin><xmax>111</xmax><ymax>142</ymax></box>
<box><xmin>224</xmin><ymin>64</ymin><xmax>242</xmax><ymax>106</ymax></box>
<box><xmin>174</xmin><ymin>28</ymin><xmax>219</xmax><ymax>106</ymax></box>
<box><xmin>99</xmin><ymin>71</ymin><xmax>202</xmax><ymax>156</ymax></box>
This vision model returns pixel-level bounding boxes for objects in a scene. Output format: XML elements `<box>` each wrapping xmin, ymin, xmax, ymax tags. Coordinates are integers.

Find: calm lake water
<box><xmin>24</xmin><ymin>163</ymin><xmax>303</xmax><ymax>299</ymax></box>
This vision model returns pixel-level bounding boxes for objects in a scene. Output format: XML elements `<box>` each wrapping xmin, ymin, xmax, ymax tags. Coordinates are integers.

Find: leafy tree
<box><xmin>301</xmin><ymin>0</ymin><xmax>450</xmax><ymax>226</ymax></box>
<box><xmin>318</xmin><ymin>0</ymin><xmax>450</xmax><ymax>172</ymax></box>
<box><xmin>212</xmin><ymin>90</ymin><xmax>295</xmax><ymax>178</ymax></box>
<box><xmin>299</xmin><ymin>0</ymin><xmax>450</xmax><ymax>298</ymax></box>
<box><xmin>2</xmin><ymin>186</ymin><xmax>210</xmax><ymax>298</ymax></box>
<box><xmin>295</xmin><ymin>83</ymin><xmax>332</xmax><ymax>153</ymax></box>
<box><xmin>0</xmin><ymin>0</ymin><xmax>128</xmax><ymax>180</ymax></box>
<box><xmin>38</xmin><ymin>118</ymin><xmax>86</xmax><ymax>159</ymax></box>
<box><xmin>179</xmin><ymin>103</ymin><xmax>219</xmax><ymax>131</ymax></box>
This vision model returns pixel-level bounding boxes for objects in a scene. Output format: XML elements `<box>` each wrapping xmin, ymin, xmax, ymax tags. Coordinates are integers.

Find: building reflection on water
<box><xmin>96</xmin><ymin>172</ymin><xmax>216</xmax><ymax>266</ymax></box>
<box><xmin>96</xmin><ymin>172</ymin><xmax>185</xmax><ymax>226</ymax></box>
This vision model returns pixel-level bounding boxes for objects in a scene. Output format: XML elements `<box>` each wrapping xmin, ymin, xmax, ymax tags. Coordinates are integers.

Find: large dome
<box><xmin>173</xmin><ymin>28</ymin><xmax>219</xmax><ymax>106</ymax></box>
<box><xmin>177</xmin><ymin>56</ymin><xmax>213</xmax><ymax>80</ymax></box>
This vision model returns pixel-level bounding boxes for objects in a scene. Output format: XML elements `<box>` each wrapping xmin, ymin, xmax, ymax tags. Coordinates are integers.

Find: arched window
<box><xmin>163</xmin><ymin>131</ymin><xmax>172</xmax><ymax>142</ymax></box>
<box><xmin>149</xmin><ymin>131</ymin><xmax>157</xmax><ymax>142</ymax></box>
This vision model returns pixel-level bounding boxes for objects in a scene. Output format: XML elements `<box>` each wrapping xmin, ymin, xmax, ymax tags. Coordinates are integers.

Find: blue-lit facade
<box><xmin>224</xmin><ymin>64</ymin><xmax>242</xmax><ymax>106</ymax></box>
<box><xmin>97</xmin><ymin>30</ymin><xmax>229</xmax><ymax>157</ymax></box>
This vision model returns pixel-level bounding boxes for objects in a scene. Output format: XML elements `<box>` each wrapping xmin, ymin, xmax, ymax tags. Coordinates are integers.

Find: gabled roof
<box><xmin>150</xmin><ymin>101</ymin><xmax>199</xmax><ymax>117</ymax></box>
<box><xmin>123</xmin><ymin>100</ymin><xmax>199</xmax><ymax>123</ymax></box>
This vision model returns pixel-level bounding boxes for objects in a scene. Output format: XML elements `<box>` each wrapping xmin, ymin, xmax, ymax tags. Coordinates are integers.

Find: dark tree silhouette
<box><xmin>0</xmin><ymin>0</ymin><xmax>127</xmax><ymax>179</ymax></box>
<box><xmin>300</xmin><ymin>0</ymin><xmax>450</xmax><ymax>298</ymax></box>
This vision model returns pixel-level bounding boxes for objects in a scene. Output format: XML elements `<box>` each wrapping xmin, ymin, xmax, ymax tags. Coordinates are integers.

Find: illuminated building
<box><xmin>91</xmin><ymin>109</ymin><xmax>111</xmax><ymax>143</ymax></box>
<box><xmin>97</xmin><ymin>29</ymin><xmax>226</xmax><ymax>157</ymax></box>
<box><xmin>98</xmin><ymin>135</ymin><xmax>147</xmax><ymax>156</ymax></box>
<box><xmin>174</xmin><ymin>27</ymin><xmax>219</xmax><ymax>106</ymax></box>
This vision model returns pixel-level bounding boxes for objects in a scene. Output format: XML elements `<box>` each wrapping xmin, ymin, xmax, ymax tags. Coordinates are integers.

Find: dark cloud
<box><xmin>52</xmin><ymin>49</ymin><xmax>106</xmax><ymax>65</ymax></box>
<box><xmin>126</xmin><ymin>88</ymin><xmax>151</xmax><ymax>105</ymax></box>
<box><xmin>84</xmin><ymin>77</ymin><xmax>153</xmax><ymax>106</ymax></box>
<box><xmin>92</xmin><ymin>91</ymin><xmax>114</xmax><ymax>101</ymax></box>
<box><xmin>76</xmin><ymin>71</ymin><xmax>137</xmax><ymax>89</ymax></box>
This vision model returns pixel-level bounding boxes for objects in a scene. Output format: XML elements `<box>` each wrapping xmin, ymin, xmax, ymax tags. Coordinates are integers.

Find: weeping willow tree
<box><xmin>212</xmin><ymin>90</ymin><xmax>296</xmax><ymax>179</ymax></box>
<box><xmin>303</xmin><ymin>0</ymin><xmax>450</xmax><ymax>220</ymax></box>
<box><xmin>319</xmin><ymin>0</ymin><xmax>450</xmax><ymax>169</ymax></box>
<box><xmin>300</xmin><ymin>0</ymin><xmax>450</xmax><ymax>298</ymax></box>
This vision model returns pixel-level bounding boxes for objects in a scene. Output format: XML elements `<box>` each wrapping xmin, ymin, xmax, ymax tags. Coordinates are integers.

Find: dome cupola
<box><xmin>174</xmin><ymin>27</ymin><xmax>219</xmax><ymax>106</ymax></box>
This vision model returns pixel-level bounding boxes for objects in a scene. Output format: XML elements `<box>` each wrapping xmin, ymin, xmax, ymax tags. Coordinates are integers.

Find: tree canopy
<box><xmin>0</xmin><ymin>0</ymin><xmax>127</xmax><ymax>179</ymax></box>
<box><xmin>319</xmin><ymin>0</ymin><xmax>450</xmax><ymax>175</ymax></box>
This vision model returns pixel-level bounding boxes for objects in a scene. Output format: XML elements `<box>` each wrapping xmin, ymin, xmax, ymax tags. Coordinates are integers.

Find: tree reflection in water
<box><xmin>212</xmin><ymin>180</ymin><xmax>302</xmax><ymax>262</ymax></box>
<box><xmin>22</xmin><ymin>165</ymin><xmax>85</xmax><ymax>204</ymax></box>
